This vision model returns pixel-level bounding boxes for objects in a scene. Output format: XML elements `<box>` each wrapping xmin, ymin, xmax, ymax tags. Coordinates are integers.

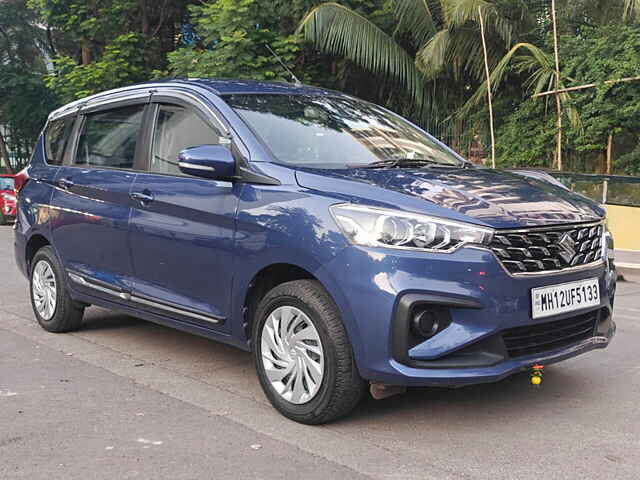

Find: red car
<box><xmin>0</xmin><ymin>174</ymin><xmax>17</xmax><ymax>225</ymax></box>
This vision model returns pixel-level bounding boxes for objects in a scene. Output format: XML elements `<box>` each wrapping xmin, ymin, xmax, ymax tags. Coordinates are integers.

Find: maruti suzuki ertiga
<box><xmin>14</xmin><ymin>80</ymin><xmax>616</xmax><ymax>424</ymax></box>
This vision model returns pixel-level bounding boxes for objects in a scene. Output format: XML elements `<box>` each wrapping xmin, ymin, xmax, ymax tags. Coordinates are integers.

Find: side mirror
<box><xmin>178</xmin><ymin>145</ymin><xmax>236</xmax><ymax>180</ymax></box>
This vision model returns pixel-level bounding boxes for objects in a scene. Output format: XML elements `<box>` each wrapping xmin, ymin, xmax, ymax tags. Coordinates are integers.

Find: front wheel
<box><xmin>253</xmin><ymin>280</ymin><xmax>366</xmax><ymax>424</ymax></box>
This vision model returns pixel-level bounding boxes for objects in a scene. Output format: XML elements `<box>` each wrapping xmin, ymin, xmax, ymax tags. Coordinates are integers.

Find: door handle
<box><xmin>57</xmin><ymin>178</ymin><xmax>74</xmax><ymax>190</ymax></box>
<box><xmin>130</xmin><ymin>191</ymin><xmax>154</xmax><ymax>204</ymax></box>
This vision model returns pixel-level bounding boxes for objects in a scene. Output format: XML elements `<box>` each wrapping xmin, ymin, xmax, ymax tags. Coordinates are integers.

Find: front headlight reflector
<box><xmin>330</xmin><ymin>204</ymin><xmax>493</xmax><ymax>252</ymax></box>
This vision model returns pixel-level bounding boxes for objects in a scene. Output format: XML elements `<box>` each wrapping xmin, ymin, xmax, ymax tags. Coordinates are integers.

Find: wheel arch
<box><xmin>25</xmin><ymin>233</ymin><xmax>53</xmax><ymax>273</ymax></box>
<box><xmin>241</xmin><ymin>263</ymin><xmax>318</xmax><ymax>345</ymax></box>
<box><xmin>235</xmin><ymin>258</ymin><xmax>365</xmax><ymax>372</ymax></box>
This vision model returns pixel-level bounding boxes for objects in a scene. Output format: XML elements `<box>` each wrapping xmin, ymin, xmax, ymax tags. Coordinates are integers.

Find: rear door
<box><xmin>50</xmin><ymin>96</ymin><xmax>149</xmax><ymax>298</ymax></box>
<box><xmin>21</xmin><ymin>114</ymin><xmax>76</xmax><ymax>228</ymax></box>
<box><xmin>127</xmin><ymin>94</ymin><xmax>239</xmax><ymax>331</ymax></box>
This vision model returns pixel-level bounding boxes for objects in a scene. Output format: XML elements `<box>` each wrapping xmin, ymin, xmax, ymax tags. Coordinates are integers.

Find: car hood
<box><xmin>295</xmin><ymin>167</ymin><xmax>605</xmax><ymax>229</ymax></box>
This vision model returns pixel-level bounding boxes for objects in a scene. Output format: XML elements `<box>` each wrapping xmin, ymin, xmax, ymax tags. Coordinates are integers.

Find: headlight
<box><xmin>603</xmin><ymin>223</ymin><xmax>614</xmax><ymax>262</ymax></box>
<box><xmin>330</xmin><ymin>204</ymin><xmax>493</xmax><ymax>252</ymax></box>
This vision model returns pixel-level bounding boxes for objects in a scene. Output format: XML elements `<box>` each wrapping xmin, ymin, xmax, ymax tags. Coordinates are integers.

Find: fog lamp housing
<box><xmin>409</xmin><ymin>305</ymin><xmax>450</xmax><ymax>340</ymax></box>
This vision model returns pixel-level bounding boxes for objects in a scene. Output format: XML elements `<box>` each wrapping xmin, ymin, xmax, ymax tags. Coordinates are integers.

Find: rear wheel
<box><xmin>253</xmin><ymin>280</ymin><xmax>366</xmax><ymax>424</ymax></box>
<box><xmin>30</xmin><ymin>246</ymin><xmax>84</xmax><ymax>333</ymax></box>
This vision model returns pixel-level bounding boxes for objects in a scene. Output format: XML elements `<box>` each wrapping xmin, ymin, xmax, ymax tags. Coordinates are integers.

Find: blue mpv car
<box><xmin>14</xmin><ymin>79</ymin><xmax>616</xmax><ymax>424</ymax></box>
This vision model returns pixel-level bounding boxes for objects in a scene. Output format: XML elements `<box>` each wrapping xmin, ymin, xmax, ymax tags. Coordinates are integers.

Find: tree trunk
<box><xmin>606</xmin><ymin>133</ymin><xmax>614</xmax><ymax>175</ymax></box>
<box><xmin>551</xmin><ymin>0</ymin><xmax>563</xmax><ymax>171</ymax></box>
<box><xmin>46</xmin><ymin>26</ymin><xmax>57</xmax><ymax>58</ymax></box>
<box><xmin>81</xmin><ymin>40</ymin><xmax>91</xmax><ymax>65</ymax></box>
<box><xmin>0</xmin><ymin>129</ymin><xmax>14</xmax><ymax>174</ymax></box>
<box><xmin>478</xmin><ymin>6</ymin><xmax>496</xmax><ymax>169</ymax></box>
<box><xmin>140</xmin><ymin>0</ymin><xmax>150</xmax><ymax>35</ymax></box>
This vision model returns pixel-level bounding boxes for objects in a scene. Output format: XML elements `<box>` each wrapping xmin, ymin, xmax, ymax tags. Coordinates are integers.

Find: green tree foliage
<box><xmin>46</xmin><ymin>33</ymin><xmax>148</xmax><ymax>103</ymax></box>
<box><xmin>495</xmin><ymin>25</ymin><xmax>640</xmax><ymax>172</ymax></box>
<box><xmin>0</xmin><ymin>68</ymin><xmax>57</xmax><ymax>163</ymax></box>
<box><xmin>297</xmin><ymin>1</ymin><xmax>553</xmax><ymax>149</ymax></box>
<box><xmin>166</xmin><ymin>0</ymin><xmax>303</xmax><ymax>81</ymax></box>
<box><xmin>0</xmin><ymin>0</ymin><xmax>54</xmax><ymax>171</ymax></box>
<box><xmin>1</xmin><ymin>0</ymin><xmax>640</xmax><ymax>174</ymax></box>
<box><xmin>30</xmin><ymin>0</ymin><xmax>191</xmax><ymax>101</ymax></box>
<box><xmin>564</xmin><ymin>26</ymin><xmax>640</xmax><ymax>162</ymax></box>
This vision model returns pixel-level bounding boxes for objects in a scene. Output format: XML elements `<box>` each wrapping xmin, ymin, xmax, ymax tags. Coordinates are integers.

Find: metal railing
<box><xmin>551</xmin><ymin>173</ymin><xmax>640</xmax><ymax>207</ymax></box>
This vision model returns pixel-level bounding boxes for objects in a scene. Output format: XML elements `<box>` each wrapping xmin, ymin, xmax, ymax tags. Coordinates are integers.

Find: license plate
<box><xmin>531</xmin><ymin>278</ymin><xmax>600</xmax><ymax>319</ymax></box>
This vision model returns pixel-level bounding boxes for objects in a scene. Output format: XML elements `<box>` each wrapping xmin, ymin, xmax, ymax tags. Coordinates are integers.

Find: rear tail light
<box><xmin>14</xmin><ymin>168</ymin><xmax>29</xmax><ymax>195</ymax></box>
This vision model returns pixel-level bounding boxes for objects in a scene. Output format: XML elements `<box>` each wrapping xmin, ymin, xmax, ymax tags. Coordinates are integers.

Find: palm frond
<box><xmin>458</xmin><ymin>42</ymin><xmax>549</xmax><ymax>114</ymax></box>
<box><xmin>392</xmin><ymin>0</ymin><xmax>438</xmax><ymax>47</ymax></box>
<box><xmin>415</xmin><ymin>29</ymin><xmax>451</xmax><ymax>79</ymax></box>
<box><xmin>297</xmin><ymin>3</ymin><xmax>426</xmax><ymax>107</ymax></box>
<box><xmin>458</xmin><ymin>42</ymin><xmax>579</xmax><ymax>128</ymax></box>
<box><xmin>443</xmin><ymin>0</ymin><xmax>514</xmax><ymax>47</ymax></box>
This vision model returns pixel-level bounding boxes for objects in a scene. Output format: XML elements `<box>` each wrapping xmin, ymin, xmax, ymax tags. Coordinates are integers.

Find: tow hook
<box><xmin>370</xmin><ymin>383</ymin><xmax>407</xmax><ymax>400</ymax></box>
<box><xmin>530</xmin><ymin>364</ymin><xmax>545</xmax><ymax>386</ymax></box>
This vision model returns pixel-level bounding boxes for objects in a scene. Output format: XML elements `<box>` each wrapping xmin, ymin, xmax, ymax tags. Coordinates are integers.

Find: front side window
<box><xmin>150</xmin><ymin>104</ymin><xmax>221</xmax><ymax>175</ymax></box>
<box><xmin>45</xmin><ymin>116</ymin><xmax>75</xmax><ymax>165</ymax></box>
<box><xmin>74</xmin><ymin>105</ymin><xmax>145</xmax><ymax>169</ymax></box>
<box><xmin>0</xmin><ymin>177</ymin><xmax>14</xmax><ymax>190</ymax></box>
<box><xmin>224</xmin><ymin>94</ymin><xmax>464</xmax><ymax>169</ymax></box>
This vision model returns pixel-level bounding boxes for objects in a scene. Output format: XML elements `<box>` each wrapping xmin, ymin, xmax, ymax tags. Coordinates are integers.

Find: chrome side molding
<box><xmin>67</xmin><ymin>270</ymin><xmax>224</xmax><ymax>325</ymax></box>
<box><xmin>67</xmin><ymin>271</ymin><xmax>131</xmax><ymax>300</ymax></box>
<box><xmin>129</xmin><ymin>294</ymin><xmax>223</xmax><ymax>325</ymax></box>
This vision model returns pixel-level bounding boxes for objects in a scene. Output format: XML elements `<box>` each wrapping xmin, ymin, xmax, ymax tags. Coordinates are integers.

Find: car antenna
<box><xmin>264</xmin><ymin>44</ymin><xmax>302</xmax><ymax>86</ymax></box>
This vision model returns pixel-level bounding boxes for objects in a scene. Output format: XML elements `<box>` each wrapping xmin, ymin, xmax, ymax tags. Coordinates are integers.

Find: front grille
<box><xmin>490</xmin><ymin>223</ymin><xmax>604</xmax><ymax>274</ymax></box>
<box><xmin>502</xmin><ymin>312</ymin><xmax>598</xmax><ymax>358</ymax></box>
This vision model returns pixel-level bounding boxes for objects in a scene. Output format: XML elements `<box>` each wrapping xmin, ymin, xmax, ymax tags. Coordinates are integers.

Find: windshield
<box><xmin>0</xmin><ymin>177</ymin><xmax>14</xmax><ymax>191</ymax></box>
<box><xmin>224</xmin><ymin>94</ymin><xmax>464</xmax><ymax>169</ymax></box>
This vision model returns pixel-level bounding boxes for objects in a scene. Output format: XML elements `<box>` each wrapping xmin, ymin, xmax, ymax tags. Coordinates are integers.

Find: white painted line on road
<box><xmin>137</xmin><ymin>438</ymin><xmax>163</xmax><ymax>446</ymax></box>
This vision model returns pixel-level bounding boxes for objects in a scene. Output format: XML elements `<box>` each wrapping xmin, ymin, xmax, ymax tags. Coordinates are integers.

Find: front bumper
<box><xmin>321</xmin><ymin>245</ymin><xmax>616</xmax><ymax>387</ymax></box>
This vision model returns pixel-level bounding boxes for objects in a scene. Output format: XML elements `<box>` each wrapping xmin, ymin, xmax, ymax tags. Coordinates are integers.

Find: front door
<box><xmin>50</xmin><ymin>102</ymin><xmax>148</xmax><ymax>297</ymax></box>
<box><xmin>128</xmin><ymin>100</ymin><xmax>239</xmax><ymax>331</ymax></box>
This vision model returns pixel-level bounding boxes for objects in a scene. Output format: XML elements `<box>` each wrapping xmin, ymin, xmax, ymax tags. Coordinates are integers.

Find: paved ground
<box><xmin>1</xmin><ymin>225</ymin><xmax>639</xmax><ymax>480</ymax></box>
<box><xmin>616</xmin><ymin>250</ymin><xmax>640</xmax><ymax>283</ymax></box>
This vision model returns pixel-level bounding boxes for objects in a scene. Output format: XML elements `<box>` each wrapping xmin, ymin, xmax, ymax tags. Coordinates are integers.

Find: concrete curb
<box><xmin>617</xmin><ymin>263</ymin><xmax>640</xmax><ymax>283</ymax></box>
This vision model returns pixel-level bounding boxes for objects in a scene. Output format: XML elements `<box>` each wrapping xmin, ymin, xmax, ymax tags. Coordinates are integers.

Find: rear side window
<box><xmin>150</xmin><ymin>104</ymin><xmax>221</xmax><ymax>175</ymax></box>
<box><xmin>74</xmin><ymin>105</ymin><xmax>145</xmax><ymax>169</ymax></box>
<box><xmin>44</xmin><ymin>116</ymin><xmax>75</xmax><ymax>165</ymax></box>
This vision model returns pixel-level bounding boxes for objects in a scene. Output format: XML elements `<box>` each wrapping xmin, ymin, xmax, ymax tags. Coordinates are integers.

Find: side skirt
<box><xmin>67</xmin><ymin>288</ymin><xmax>250</xmax><ymax>352</ymax></box>
<box><xmin>67</xmin><ymin>270</ymin><xmax>231</xmax><ymax>328</ymax></box>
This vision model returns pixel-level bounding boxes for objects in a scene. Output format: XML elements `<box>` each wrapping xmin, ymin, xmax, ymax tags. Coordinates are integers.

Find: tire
<box><xmin>253</xmin><ymin>280</ymin><xmax>366</xmax><ymax>424</ymax></box>
<box><xmin>29</xmin><ymin>246</ymin><xmax>84</xmax><ymax>333</ymax></box>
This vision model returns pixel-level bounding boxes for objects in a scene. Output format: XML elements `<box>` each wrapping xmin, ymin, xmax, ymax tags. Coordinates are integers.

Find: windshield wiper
<box><xmin>353</xmin><ymin>158</ymin><xmax>461</xmax><ymax>169</ymax></box>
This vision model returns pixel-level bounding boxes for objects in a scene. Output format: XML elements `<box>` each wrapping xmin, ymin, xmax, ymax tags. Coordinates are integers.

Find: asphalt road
<box><xmin>1</xmin><ymin>225</ymin><xmax>639</xmax><ymax>480</ymax></box>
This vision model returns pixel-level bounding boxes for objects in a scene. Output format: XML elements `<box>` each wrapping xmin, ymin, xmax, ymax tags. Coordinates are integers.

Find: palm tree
<box><xmin>298</xmin><ymin>0</ymin><xmax>541</xmax><ymax>155</ymax></box>
<box><xmin>297</xmin><ymin>2</ymin><xmax>431</xmax><ymax>117</ymax></box>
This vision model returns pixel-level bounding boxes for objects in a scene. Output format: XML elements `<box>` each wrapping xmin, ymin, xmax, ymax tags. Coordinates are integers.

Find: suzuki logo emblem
<box><xmin>558</xmin><ymin>233</ymin><xmax>577</xmax><ymax>264</ymax></box>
